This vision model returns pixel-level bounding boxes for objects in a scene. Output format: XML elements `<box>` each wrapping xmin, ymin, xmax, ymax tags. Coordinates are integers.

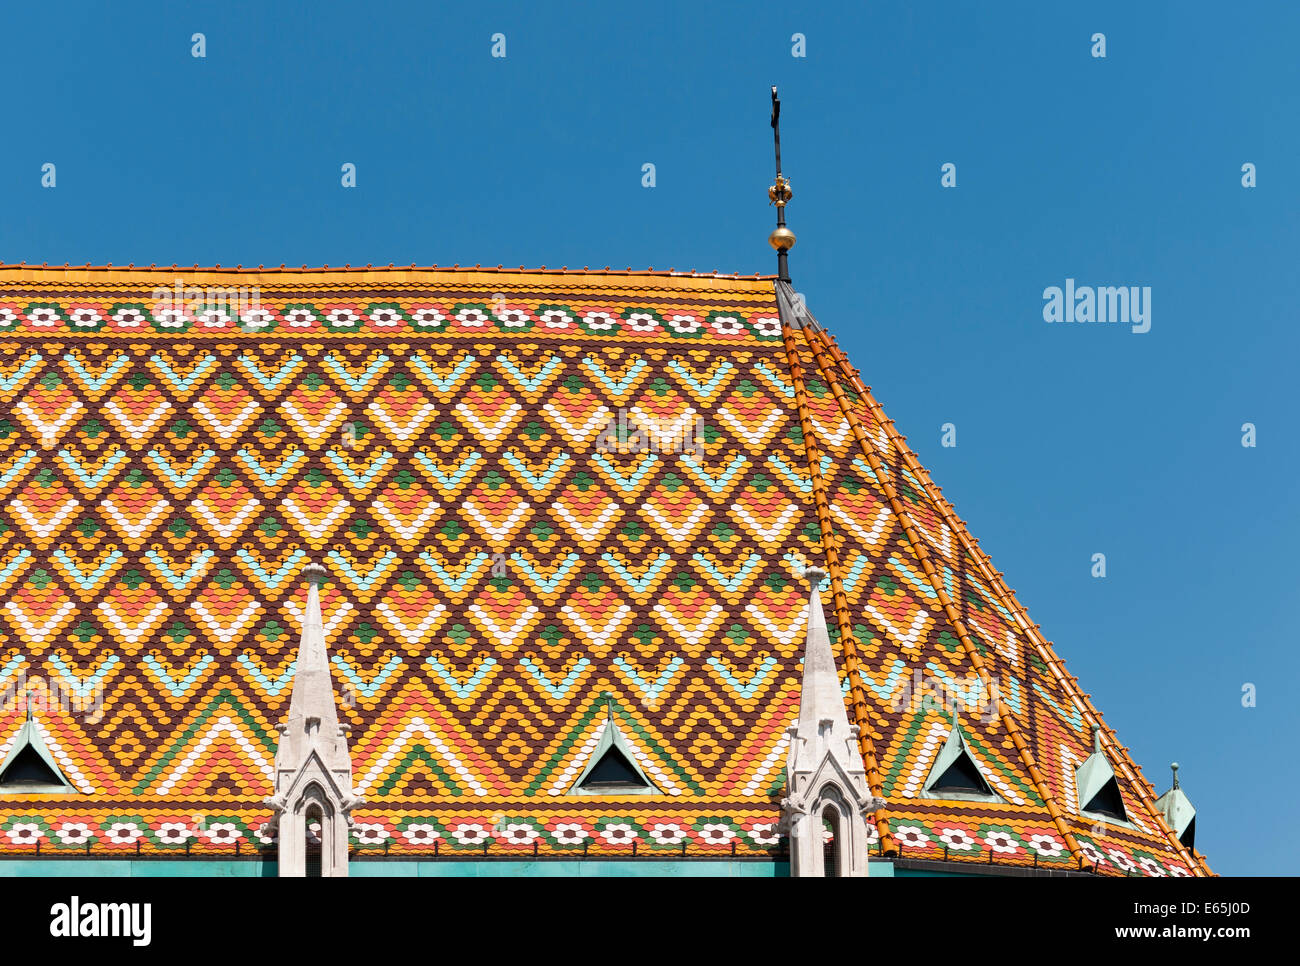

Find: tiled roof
<box><xmin>0</xmin><ymin>266</ymin><xmax>1208</xmax><ymax>874</ymax></box>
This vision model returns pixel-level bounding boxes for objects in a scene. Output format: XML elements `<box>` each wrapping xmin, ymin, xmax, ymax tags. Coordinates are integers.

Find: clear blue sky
<box><xmin>3</xmin><ymin>1</ymin><xmax>1296</xmax><ymax>875</ymax></box>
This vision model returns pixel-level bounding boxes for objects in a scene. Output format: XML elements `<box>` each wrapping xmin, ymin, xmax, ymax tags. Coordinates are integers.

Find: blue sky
<box><xmin>3</xmin><ymin>1</ymin><xmax>1296</xmax><ymax>875</ymax></box>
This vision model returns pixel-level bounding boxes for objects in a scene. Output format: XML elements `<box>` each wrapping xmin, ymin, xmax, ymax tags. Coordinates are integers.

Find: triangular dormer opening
<box><xmin>569</xmin><ymin>697</ymin><xmax>659</xmax><ymax>796</ymax></box>
<box><xmin>1</xmin><ymin>745</ymin><xmax>65</xmax><ymax>787</ymax></box>
<box><xmin>1081</xmin><ymin>775</ymin><xmax>1128</xmax><ymax>823</ymax></box>
<box><xmin>1075</xmin><ymin>726</ymin><xmax>1131</xmax><ymax>825</ymax></box>
<box><xmin>579</xmin><ymin>745</ymin><xmax>649</xmax><ymax>791</ymax></box>
<box><xmin>931</xmin><ymin>749</ymin><xmax>993</xmax><ymax>796</ymax></box>
<box><xmin>1179</xmin><ymin>815</ymin><xmax>1196</xmax><ymax>851</ymax></box>
<box><xmin>0</xmin><ymin>717</ymin><xmax>76</xmax><ymax>793</ymax></box>
<box><xmin>920</xmin><ymin>718</ymin><xmax>1001</xmax><ymax>803</ymax></box>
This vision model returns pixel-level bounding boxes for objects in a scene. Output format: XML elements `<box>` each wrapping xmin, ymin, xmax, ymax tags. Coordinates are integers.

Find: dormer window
<box><xmin>0</xmin><ymin>709</ymin><xmax>76</xmax><ymax>794</ymax></box>
<box><xmin>570</xmin><ymin>697</ymin><xmax>660</xmax><ymax>796</ymax></box>
<box><xmin>1075</xmin><ymin>726</ymin><xmax>1131</xmax><ymax>825</ymax></box>
<box><xmin>920</xmin><ymin>717</ymin><xmax>1001</xmax><ymax>803</ymax></box>
<box><xmin>1</xmin><ymin>744</ymin><xmax>69</xmax><ymax>788</ymax></box>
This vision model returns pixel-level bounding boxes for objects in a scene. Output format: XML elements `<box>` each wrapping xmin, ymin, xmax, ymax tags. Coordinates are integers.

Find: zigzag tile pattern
<box><xmin>0</xmin><ymin>267</ymin><xmax>1207</xmax><ymax>874</ymax></box>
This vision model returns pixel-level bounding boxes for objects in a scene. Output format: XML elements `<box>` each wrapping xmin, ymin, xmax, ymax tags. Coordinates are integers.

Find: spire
<box><xmin>285</xmin><ymin>561</ymin><xmax>340</xmax><ymax>735</ymax></box>
<box><xmin>267</xmin><ymin>561</ymin><xmax>358</xmax><ymax>877</ymax></box>
<box><xmin>796</xmin><ymin>566</ymin><xmax>851</xmax><ymax>737</ymax></box>
<box><xmin>768</xmin><ymin>86</ymin><xmax>795</xmax><ymax>280</ymax></box>
<box><xmin>782</xmin><ymin>564</ymin><xmax>880</xmax><ymax>877</ymax></box>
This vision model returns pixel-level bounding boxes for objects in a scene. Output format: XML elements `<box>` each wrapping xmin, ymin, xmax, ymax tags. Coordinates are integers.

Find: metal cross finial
<box><xmin>770</xmin><ymin>86</ymin><xmax>782</xmax><ymax>174</ymax></box>
<box><xmin>767</xmin><ymin>87</ymin><xmax>795</xmax><ymax>280</ymax></box>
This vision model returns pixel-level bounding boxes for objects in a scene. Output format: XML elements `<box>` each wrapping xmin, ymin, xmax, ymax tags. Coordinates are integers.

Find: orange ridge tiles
<box><xmin>0</xmin><ymin>262</ymin><xmax>776</xmax><ymax>280</ymax></box>
<box><xmin>779</xmin><ymin>316</ymin><xmax>896</xmax><ymax>854</ymax></box>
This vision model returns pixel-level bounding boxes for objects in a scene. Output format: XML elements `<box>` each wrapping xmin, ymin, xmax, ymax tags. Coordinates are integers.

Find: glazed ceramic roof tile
<box><xmin>0</xmin><ymin>266</ymin><xmax>1208</xmax><ymax>874</ymax></box>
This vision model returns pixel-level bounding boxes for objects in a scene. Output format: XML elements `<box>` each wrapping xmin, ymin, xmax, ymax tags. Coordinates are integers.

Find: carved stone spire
<box><xmin>794</xmin><ymin>567</ymin><xmax>852</xmax><ymax>742</ymax></box>
<box><xmin>283</xmin><ymin>562</ymin><xmax>344</xmax><ymax>761</ymax></box>
<box><xmin>266</xmin><ymin>563</ymin><xmax>359</xmax><ymax>877</ymax></box>
<box><xmin>783</xmin><ymin>565</ymin><xmax>884</xmax><ymax>877</ymax></box>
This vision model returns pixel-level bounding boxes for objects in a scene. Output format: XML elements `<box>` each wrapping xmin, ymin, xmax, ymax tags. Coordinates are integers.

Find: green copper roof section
<box><xmin>1154</xmin><ymin>763</ymin><xmax>1196</xmax><ymax>847</ymax></box>
<box><xmin>1075</xmin><ymin>726</ymin><xmax>1130</xmax><ymax>824</ymax></box>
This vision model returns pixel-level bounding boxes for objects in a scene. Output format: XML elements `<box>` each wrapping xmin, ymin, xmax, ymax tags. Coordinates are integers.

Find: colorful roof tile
<box><xmin>0</xmin><ymin>265</ymin><xmax>1209</xmax><ymax>875</ymax></box>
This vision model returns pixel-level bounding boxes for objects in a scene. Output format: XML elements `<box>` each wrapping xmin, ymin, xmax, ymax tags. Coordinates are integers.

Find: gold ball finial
<box><xmin>769</xmin><ymin>226</ymin><xmax>797</xmax><ymax>251</ymax></box>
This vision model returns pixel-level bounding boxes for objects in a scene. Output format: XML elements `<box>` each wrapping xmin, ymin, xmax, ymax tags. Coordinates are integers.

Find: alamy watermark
<box><xmin>0</xmin><ymin>672</ymin><xmax>105</xmax><ymax>724</ymax></box>
<box><xmin>149</xmin><ymin>278</ymin><xmax>263</xmax><ymax>329</ymax></box>
<box><xmin>1043</xmin><ymin>278</ymin><xmax>1151</xmax><ymax>334</ymax></box>
<box><xmin>888</xmin><ymin>670</ymin><xmax>1003</xmax><ymax>724</ymax></box>
<box><xmin>50</xmin><ymin>896</ymin><xmax>151</xmax><ymax>946</ymax></box>
<box><xmin>595</xmin><ymin>410</ymin><xmax>705</xmax><ymax>456</ymax></box>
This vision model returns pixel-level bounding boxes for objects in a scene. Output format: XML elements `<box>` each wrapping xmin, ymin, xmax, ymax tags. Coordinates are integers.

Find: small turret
<box><xmin>1154</xmin><ymin>762</ymin><xmax>1197</xmax><ymax>852</ymax></box>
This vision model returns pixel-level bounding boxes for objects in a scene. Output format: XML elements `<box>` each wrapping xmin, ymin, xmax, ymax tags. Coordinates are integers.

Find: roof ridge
<box><xmin>796</xmin><ymin>320</ymin><xmax>1089</xmax><ymax>869</ymax></box>
<box><xmin>808</xmin><ymin>324</ymin><xmax>1211</xmax><ymax>877</ymax></box>
<box><xmin>778</xmin><ymin>315</ymin><xmax>896</xmax><ymax>855</ymax></box>
<box><xmin>0</xmin><ymin>261</ymin><xmax>777</xmax><ymax>280</ymax></box>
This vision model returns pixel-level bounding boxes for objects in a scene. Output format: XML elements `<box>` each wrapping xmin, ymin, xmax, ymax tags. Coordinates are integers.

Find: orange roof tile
<box><xmin>0</xmin><ymin>266</ymin><xmax>1206</xmax><ymax>874</ymax></box>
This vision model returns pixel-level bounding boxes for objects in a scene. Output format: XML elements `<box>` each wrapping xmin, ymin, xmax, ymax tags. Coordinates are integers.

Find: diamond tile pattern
<box><xmin>0</xmin><ymin>267</ymin><xmax>1206</xmax><ymax>874</ymax></box>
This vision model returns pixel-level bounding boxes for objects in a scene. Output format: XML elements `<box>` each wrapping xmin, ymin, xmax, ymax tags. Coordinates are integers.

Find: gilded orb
<box><xmin>768</xmin><ymin>226</ymin><xmax>797</xmax><ymax>251</ymax></box>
